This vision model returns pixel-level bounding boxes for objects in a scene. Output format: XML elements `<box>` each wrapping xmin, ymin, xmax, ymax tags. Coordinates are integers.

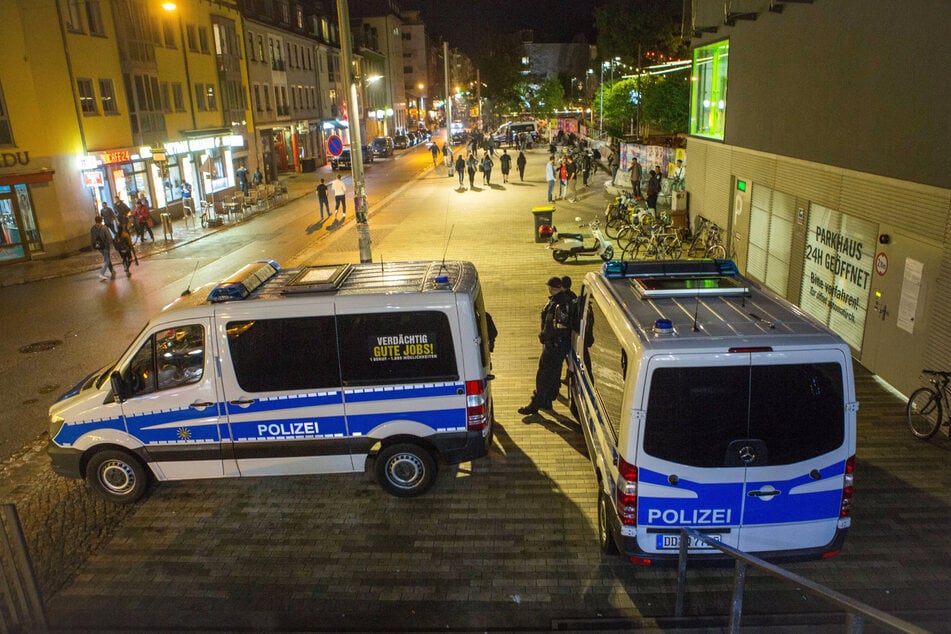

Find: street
<box><xmin>1</xmin><ymin>141</ymin><xmax>950</xmax><ymax>632</ymax></box>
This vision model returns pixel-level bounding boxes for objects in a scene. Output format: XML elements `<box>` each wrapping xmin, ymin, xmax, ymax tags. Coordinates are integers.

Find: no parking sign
<box><xmin>327</xmin><ymin>135</ymin><xmax>343</xmax><ymax>157</ymax></box>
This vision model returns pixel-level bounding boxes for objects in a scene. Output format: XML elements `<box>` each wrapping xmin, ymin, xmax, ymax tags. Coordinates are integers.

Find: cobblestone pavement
<box><xmin>2</xmin><ymin>144</ymin><xmax>949</xmax><ymax>632</ymax></box>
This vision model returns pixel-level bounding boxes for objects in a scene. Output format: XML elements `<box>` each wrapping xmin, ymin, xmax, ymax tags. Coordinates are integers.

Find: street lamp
<box><xmin>417</xmin><ymin>82</ymin><xmax>426</xmax><ymax>127</ymax></box>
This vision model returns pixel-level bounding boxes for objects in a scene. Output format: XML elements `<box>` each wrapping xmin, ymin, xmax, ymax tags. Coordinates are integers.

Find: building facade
<box><xmin>685</xmin><ymin>0</ymin><xmax>951</xmax><ymax>396</ymax></box>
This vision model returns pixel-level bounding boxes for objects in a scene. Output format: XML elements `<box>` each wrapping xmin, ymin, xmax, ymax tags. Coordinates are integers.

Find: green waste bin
<box><xmin>532</xmin><ymin>205</ymin><xmax>554</xmax><ymax>243</ymax></box>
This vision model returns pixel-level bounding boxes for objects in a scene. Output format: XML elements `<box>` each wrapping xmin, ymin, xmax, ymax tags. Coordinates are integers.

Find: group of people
<box><xmin>452</xmin><ymin>149</ymin><xmax>527</xmax><ymax>190</ymax></box>
<box><xmin>90</xmin><ymin>191</ymin><xmax>150</xmax><ymax>281</ymax></box>
<box><xmin>314</xmin><ymin>174</ymin><xmax>349</xmax><ymax>223</ymax></box>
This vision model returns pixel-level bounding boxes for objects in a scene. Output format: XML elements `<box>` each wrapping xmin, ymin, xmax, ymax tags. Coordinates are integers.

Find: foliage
<box><xmin>594</xmin><ymin>0</ymin><xmax>687</xmax><ymax>64</ymax></box>
<box><xmin>640</xmin><ymin>71</ymin><xmax>690</xmax><ymax>134</ymax></box>
<box><xmin>473</xmin><ymin>44</ymin><xmax>524</xmax><ymax>118</ymax></box>
<box><xmin>527</xmin><ymin>76</ymin><xmax>566</xmax><ymax>118</ymax></box>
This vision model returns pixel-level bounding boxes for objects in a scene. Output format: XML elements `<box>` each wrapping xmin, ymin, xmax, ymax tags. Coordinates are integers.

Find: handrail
<box><xmin>675</xmin><ymin>527</ymin><xmax>927</xmax><ymax>633</ymax></box>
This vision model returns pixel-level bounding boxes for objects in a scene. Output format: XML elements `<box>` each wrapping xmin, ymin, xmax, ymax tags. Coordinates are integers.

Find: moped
<box><xmin>549</xmin><ymin>218</ymin><xmax>614</xmax><ymax>263</ymax></box>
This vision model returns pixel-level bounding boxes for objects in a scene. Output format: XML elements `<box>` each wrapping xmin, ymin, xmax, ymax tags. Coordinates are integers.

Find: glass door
<box><xmin>0</xmin><ymin>194</ymin><xmax>26</xmax><ymax>263</ymax></box>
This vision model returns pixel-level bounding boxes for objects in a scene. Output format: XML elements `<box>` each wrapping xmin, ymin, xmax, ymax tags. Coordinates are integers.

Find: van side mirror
<box><xmin>110</xmin><ymin>371</ymin><xmax>127</xmax><ymax>403</ymax></box>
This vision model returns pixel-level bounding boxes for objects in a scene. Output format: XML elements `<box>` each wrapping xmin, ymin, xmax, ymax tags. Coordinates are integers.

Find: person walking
<box><xmin>454</xmin><ymin>154</ymin><xmax>466</xmax><ymax>189</ymax></box>
<box><xmin>518</xmin><ymin>277</ymin><xmax>573</xmax><ymax>415</ymax></box>
<box><xmin>466</xmin><ymin>153</ymin><xmax>477</xmax><ymax>190</ymax></box>
<box><xmin>566</xmin><ymin>156</ymin><xmax>578</xmax><ymax>203</ymax></box>
<box><xmin>236</xmin><ymin>165</ymin><xmax>250</xmax><ymax>196</ymax></box>
<box><xmin>133</xmin><ymin>199</ymin><xmax>154</xmax><ymax>242</ymax></box>
<box><xmin>646</xmin><ymin>169</ymin><xmax>661</xmax><ymax>210</ymax></box>
<box><xmin>557</xmin><ymin>158</ymin><xmax>568</xmax><ymax>200</ymax></box>
<box><xmin>114</xmin><ymin>196</ymin><xmax>132</xmax><ymax>234</ymax></box>
<box><xmin>630</xmin><ymin>159</ymin><xmax>643</xmax><ymax>198</ymax></box>
<box><xmin>331</xmin><ymin>174</ymin><xmax>347</xmax><ymax>221</ymax></box>
<box><xmin>112</xmin><ymin>226</ymin><xmax>137</xmax><ymax>277</ymax></box>
<box><xmin>607</xmin><ymin>153</ymin><xmax>618</xmax><ymax>183</ymax></box>
<box><xmin>580</xmin><ymin>152</ymin><xmax>592</xmax><ymax>188</ymax></box>
<box><xmin>481</xmin><ymin>152</ymin><xmax>494</xmax><ymax>186</ymax></box>
<box><xmin>430</xmin><ymin>143</ymin><xmax>439</xmax><ymax>166</ymax></box>
<box><xmin>90</xmin><ymin>215</ymin><xmax>114</xmax><ymax>281</ymax></box>
<box><xmin>516</xmin><ymin>151</ymin><xmax>527</xmax><ymax>182</ymax></box>
<box><xmin>545</xmin><ymin>155</ymin><xmax>556</xmax><ymax>202</ymax></box>
<box><xmin>315</xmin><ymin>178</ymin><xmax>330</xmax><ymax>220</ymax></box>
<box><xmin>499</xmin><ymin>149</ymin><xmax>512</xmax><ymax>184</ymax></box>
<box><xmin>252</xmin><ymin>167</ymin><xmax>263</xmax><ymax>187</ymax></box>
<box><xmin>99</xmin><ymin>200</ymin><xmax>117</xmax><ymax>236</ymax></box>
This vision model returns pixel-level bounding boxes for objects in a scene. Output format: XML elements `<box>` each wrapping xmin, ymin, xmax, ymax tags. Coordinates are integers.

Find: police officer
<box><xmin>519</xmin><ymin>277</ymin><xmax>573</xmax><ymax>415</ymax></box>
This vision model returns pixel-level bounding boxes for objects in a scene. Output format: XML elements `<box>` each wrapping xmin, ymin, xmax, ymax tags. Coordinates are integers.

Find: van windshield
<box><xmin>644</xmin><ymin>363</ymin><xmax>844</xmax><ymax>467</ymax></box>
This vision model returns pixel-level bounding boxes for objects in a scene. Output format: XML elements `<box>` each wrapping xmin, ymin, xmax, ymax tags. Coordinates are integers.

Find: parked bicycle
<box><xmin>684</xmin><ymin>218</ymin><xmax>726</xmax><ymax>259</ymax></box>
<box><xmin>906</xmin><ymin>369</ymin><xmax>951</xmax><ymax>439</ymax></box>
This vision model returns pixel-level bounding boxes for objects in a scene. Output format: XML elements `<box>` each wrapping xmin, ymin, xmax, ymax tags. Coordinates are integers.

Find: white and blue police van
<box><xmin>569</xmin><ymin>259</ymin><xmax>856</xmax><ymax>564</ymax></box>
<box><xmin>48</xmin><ymin>260</ymin><xmax>494</xmax><ymax>503</ymax></box>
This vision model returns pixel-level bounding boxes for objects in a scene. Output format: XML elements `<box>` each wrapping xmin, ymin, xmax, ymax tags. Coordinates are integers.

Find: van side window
<box><xmin>122</xmin><ymin>324</ymin><xmax>205</xmax><ymax>397</ymax></box>
<box><xmin>645</xmin><ymin>363</ymin><xmax>845</xmax><ymax>468</ymax></box>
<box><xmin>337</xmin><ymin>311</ymin><xmax>458</xmax><ymax>385</ymax></box>
<box><xmin>583</xmin><ymin>302</ymin><xmax>625</xmax><ymax>440</ymax></box>
<box><xmin>226</xmin><ymin>317</ymin><xmax>340</xmax><ymax>392</ymax></box>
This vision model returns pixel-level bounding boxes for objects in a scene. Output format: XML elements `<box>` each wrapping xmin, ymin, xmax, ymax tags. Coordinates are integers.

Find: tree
<box><xmin>526</xmin><ymin>76</ymin><xmax>566</xmax><ymax>119</ymax></box>
<box><xmin>594</xmin><ymin>0</ymin><xmax>686</xmax><ymax>65</ymax></box>
<box><xmin>639</xmin><ymin>71</ymin><xmax>690</xmax><ymax>134</ymax></box>
<box><xmin>473</xmin><ymin>36</ymin><xmax>525</xmax><ymax>120</ymax></box>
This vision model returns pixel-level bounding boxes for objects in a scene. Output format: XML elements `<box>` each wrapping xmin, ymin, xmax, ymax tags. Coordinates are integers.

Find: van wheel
<box><xmin>375</xmin><ymin>443</ymin><xmax>437</xmax><ymax>497</ymax></box>
<box><xmin>598</xmin><ymin>488</ymin><xmax>619</xmax><ymax>555</ymax></box>
<box><xmin>85</xmin><ymin>449</ymin><xmax>150</xmax><ymax>504</ymax></box>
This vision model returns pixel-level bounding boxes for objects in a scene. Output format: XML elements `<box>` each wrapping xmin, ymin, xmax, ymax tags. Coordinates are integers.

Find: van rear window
<box><xmin>644</xmin><ymin>363</ymin><xmax>844</xmax><ymax>467</ymax></box>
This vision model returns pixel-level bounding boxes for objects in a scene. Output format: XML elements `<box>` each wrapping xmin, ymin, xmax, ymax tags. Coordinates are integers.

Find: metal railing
<box><xmin>0</xmin><ymin>504</ymin><xmax>47</xmax><ymax>632</ymax></box>
<box><xmin>675</xmin><ymin>527</ymin><xmax>927</xmax><ymax>633</ymax></box>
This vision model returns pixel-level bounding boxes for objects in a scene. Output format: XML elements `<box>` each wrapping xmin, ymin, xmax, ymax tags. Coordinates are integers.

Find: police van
<box><xmin>569</xmin><ymin>259</ymin><xmax>857</xmax><ymax>564</ymax></box>
<box><xmin>48</xmin><ymin>260</ymin><xmax>494</xmax><ymax>503</ymax></box>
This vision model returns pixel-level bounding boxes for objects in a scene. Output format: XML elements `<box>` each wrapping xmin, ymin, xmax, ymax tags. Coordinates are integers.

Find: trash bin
<box><xmin>532</xmin><ymin>205</ymin><xmax>555</xmax><ymax>243</ymax></box>
<box><xmin>300</xmin><ymin>157</ymin><xmax>316</xmax><ymax>172</ymax></box>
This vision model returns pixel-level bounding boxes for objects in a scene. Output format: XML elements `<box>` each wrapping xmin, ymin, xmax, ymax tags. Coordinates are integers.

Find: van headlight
<box><xmin>50</xmin><ymin>414</ymin><xmax>65</xmax><ymax>437</ymax></box>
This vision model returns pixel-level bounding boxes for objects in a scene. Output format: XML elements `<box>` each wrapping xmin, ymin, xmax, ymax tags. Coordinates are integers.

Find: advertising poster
<box><xmin>618</xmin><ymin>143</ymin><xmax>677</xmax><ymax>180</ymax></box>
<box><xmin>798</xmin><ymin>204</ymin><xmax>877</xmax><ymax>351</ymax></box>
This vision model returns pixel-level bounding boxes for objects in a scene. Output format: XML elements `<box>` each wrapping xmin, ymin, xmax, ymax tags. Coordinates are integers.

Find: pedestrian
<box><xmin>136</xmin><ymin>191</ymin><xmax>151</xmax><ymax>213</ymax></box>
<box><xmin>545</xmin><ymin>155</ymin><xmax>556</xmax><ymax>202</ymax></box>
<box><xmin>607</xmin><ymin>153</ymin><xmax>618</xmax><ymax>182</ymax></box>
<box><xmin>481</xmin><ymin>152</ymin><xmax>493</xmax><ymax>186</ymax></box>
<box><xmin>331</xmin><ymin>174</ymin><xmax>347</xmax><ymax>221</ymax></box>
<box><xmin>315</xmin><ymin>178</ymin><xmax>330</xmax><ymax>220</ymax></box>
<box><xmin>581</xmin><ymin>152</ymin><xmax>592</xmax><ymax>188</ymax></box>
<box><xmin>112</xmin><ymin>226</ymin><xmax>137</xmax><ymax>277</ymax></box>
<box><xmin>430</xmin><ymin>143</ymin><xmax>439</xmax><ymax>166</ymax></box>
<box><xmin>236</xmin><ymin>165</ymin><xmax>250</xmax><ymax>196</ymax></box>
<box><xmin>518</xmin><ymin>276</ymin><xmax>573</xmax><ymax>415</ymax></box>
<box><xmin>99</xmin><ymin>200</ymin><xmax>117</xmax><ymax>235</ymax></box>
<box><xmin>499</xmin><ymin>149</ymin><xmax>512</xmax><ymax>184</ymax></box>
<box><xmin>114</xmin><ymin>196</ymin><xmax>132</xmax><ymax>234</ymax></box>
<box><xmin>558</xmin><ymin>158</ymin><xmax>568</xmax><ymax>200</ymax></box>
<box><xmin>630</xmin><ymin>160</ymin><xmax>643</xmax><ymax>197</ymax></box>
<box><xmin>466</xmin><ymin>153</ymin><xmax>477</xmax><ymax>190</ymax></box>
<box><xmin>454</xmin><ymin>154</ymin><xmax>466</xmax><ymax>189</ymax></box>
<box><xmin>252</xmin><ymin>167</ymin><xmax>263</xmax><ymax>187</ymax></box>
<box><xmin>133</xmin><ymin>199</ymin><xmax>154</xmax><ymax>242</ymax></box>
<box><xmin>90</xmin><ymin>215</ymin><xmax>114</xmax><ymax>281</ymax></box>
<box><xmin>566</xmin><ymin>156</ymin><xmax>578</xmax><ymax>203</ymax></box>
<box><xmin>516</xmin><ymin>151</ymin><xmax>527</xmax><ymax>182</ymax></box>
<box><xmin>646</xmin><ymin>169</ymin><xmax>661</xmax><ymax>210</ymax></box>
<box><xmin>673</xmin><ymin>159</ymin><xmax>685</xmax><ymax>190</ymax></box>
<box><xmin>180</xmin><ymin>182</ymin><xmax>194</xmax><ymax>215</ymax></box>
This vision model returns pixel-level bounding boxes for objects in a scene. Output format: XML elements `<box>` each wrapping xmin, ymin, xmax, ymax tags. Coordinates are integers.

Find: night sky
<box><xmin>411</xmin><ymin>0</ymin><xmax>606</xmax><ymax>56</ymax></box>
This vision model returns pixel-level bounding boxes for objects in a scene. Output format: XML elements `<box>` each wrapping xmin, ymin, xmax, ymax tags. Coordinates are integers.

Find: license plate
<box><xmin>656</xmin><ymin>533</ymin><xmax>722</xmax><ymax>550</ymax></box>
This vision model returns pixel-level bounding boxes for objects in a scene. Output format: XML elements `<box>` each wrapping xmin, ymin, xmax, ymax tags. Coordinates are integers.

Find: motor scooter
<box><xmin>548</xmin><ymin>218</ymin><xmax>614</xmax><ymax>263</ymax></box>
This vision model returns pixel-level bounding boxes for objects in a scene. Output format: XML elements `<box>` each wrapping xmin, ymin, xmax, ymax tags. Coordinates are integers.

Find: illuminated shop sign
<box><xmin>102</xmin><ymin>150</ymin><xmax>130</xmax><ymax>164</ymax></box>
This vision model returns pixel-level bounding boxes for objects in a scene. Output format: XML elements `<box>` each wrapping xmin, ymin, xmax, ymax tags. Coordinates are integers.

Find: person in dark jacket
<box><xmin>454</xmin><ymin>154</ymin><xmax>466</xmax><ymax>189</ymax></box>
<box><xmin>646</xmin><ymin>169</ymin><xmax>661</xmax><ymax>210</ymax></box>
<box><xmin>519</xmin><ymin>277</ymin><xmax>574</xmax><ymax>415</ymax></box>
<box><xmin>516</xmin><ymin>151</ymin><xmax>527</xmax><ymax>181</ymax></box>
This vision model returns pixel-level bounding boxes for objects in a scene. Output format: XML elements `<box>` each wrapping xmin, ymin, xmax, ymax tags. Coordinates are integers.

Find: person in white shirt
<box><xmin>331</xmin><ymin>174</ymin><xmax>347</xmax><ymax>221</ymax></box>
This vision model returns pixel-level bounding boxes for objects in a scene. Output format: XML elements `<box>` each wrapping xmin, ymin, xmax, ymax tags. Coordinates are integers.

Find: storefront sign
<box><xmin>798</xmin><ymin>204</ymin><xmax>877</xmax><ymax>351</ymax></box>
<box><xmin>102</xmin><ymin>150</ymin><xmax>130</xmax><ymax>164</ymax></box>
<box><xmin>83</xmin><ymin>171</ymin><xmax>104</xmax><ymax>187</ymax></box>
<box><xmin>1</xmin><ymin>151</ymin><xmax>30</xmax><ymax>167</ymax></box>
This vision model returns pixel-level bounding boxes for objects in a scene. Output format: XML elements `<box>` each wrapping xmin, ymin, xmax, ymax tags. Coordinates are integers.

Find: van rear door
<box><xmin>637</xmin><ymin>348</ymin><xmax>851</xmax><ymax>556</ymax></box>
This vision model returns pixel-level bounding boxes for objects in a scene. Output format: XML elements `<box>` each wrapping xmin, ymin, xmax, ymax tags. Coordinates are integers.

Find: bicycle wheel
<box><xmin>605</xmin><ymin>218</ymin><xmax>626</xmax><ymax>239</ymax></box>
<box><xmin>907</xmin><ymin>387</ymin><xmax>943</xmax><ymax>439</ymax></box>
<box><xmin>705</xmin><ymin>244</ymin><xmax>727</xmax><ymax>260</ymax></box>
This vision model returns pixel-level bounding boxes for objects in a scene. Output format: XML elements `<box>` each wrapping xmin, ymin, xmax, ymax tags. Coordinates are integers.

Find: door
<box><xmin>214</xmin><ymin>306</ymin><xmax>353</xmax><ymax>477</ymax></box>
<box><xmin>116</xmin><ymin>318</ymin><xmax>225</xmax><ymax>479</ymax></box>
<box><xmin>0</xmin><ymin>194</ymin><xmax>25</xmax><ymax>263</ymax></box>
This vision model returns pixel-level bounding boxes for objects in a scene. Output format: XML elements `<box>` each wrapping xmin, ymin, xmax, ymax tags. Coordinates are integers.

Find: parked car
<box><xmin>394</xmin><ymin>134</ymin><xmax>409</xmax><ymax>149</ymax></box>
<box><xmin>407</xmin><ymin>132</ymin><xmax>418</xmax><ymax>146</ymax></box>
<box><xmin>371</xmin><ymin>136</ymin><xmax>395</xmax><ymax>157</ymax></box>
<box><xmin>331</xmin><ymin>145</ymin><xmax>374</xmax><ymax>170</ymax></box>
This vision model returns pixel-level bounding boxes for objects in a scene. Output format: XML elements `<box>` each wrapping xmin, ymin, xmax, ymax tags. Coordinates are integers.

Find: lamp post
<box><xmin>418</xmin><ymin>82</ymin><xmax>426</xmax><ymax>127</ymax></box>
<box><xmin>336</xmin><ymin>0</ymin><xmax>372</xmax><ymax>263</ymax></box>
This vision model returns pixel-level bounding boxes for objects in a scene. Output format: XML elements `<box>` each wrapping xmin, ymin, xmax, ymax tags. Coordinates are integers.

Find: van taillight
<box><xmin>839</xmin><ymin>455</ymin><xmax>855</xmax><ymax>517</ymax></box>
<box><xmin>465</xmin><ymin>379</ymin><xmax>487</xmax><ymax>431</ymax></box>
<box><xmin>616</xmin><ymin>457</ymin><xmax>638</xmax><ymax>526</ymax></box>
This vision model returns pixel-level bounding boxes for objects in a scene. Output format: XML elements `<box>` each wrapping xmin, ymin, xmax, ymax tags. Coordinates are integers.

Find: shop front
<box><xmin>0</xmin><ymin>168</ymin><xmax>45</xmax><ymax>264</ymax></box>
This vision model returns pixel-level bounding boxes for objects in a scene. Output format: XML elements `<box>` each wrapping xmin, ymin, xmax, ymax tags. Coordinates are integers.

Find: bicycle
<box><xmin>906</xmin><ymin>369</ymin><xmax>951</xmax><ymax>439</ymax></box>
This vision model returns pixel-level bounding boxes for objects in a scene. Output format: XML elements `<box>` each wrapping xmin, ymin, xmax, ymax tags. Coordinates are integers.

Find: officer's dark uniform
<box><xmin>519</xmin><ymin>278</ymin><xmax>573</xmax><ymax>415</ymax></box>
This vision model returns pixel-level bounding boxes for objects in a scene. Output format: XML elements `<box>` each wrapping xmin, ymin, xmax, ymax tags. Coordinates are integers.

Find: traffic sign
<box><xmin>327</xmin><ymin>135</ymin><xmax>343</xmax><ymax>157</ymax></box>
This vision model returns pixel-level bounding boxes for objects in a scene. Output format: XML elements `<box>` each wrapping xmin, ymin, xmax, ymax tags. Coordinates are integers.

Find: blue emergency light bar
<box><xmin>207</xmin><ymin>260</ymin><xmax>281</xmax><ymax>302</ymax></box>
<box><xmin>603</xmin><ymin>259</ymin><xmax>739</xmax><ymax>279</ymax></box>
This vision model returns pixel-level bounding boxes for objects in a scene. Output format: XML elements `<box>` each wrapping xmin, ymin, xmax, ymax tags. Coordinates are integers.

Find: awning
<box><xmin>0</xmin><ymin>169</ymin><xmax>55</xmax><ymax>186</ymax></box>
<box><xmin>322</xmin><ymin>120</ymin><xmax>349</xmax><ymax>130</ymax></box>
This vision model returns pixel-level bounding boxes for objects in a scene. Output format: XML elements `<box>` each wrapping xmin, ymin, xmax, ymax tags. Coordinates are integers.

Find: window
<box><xmin>296</xmin><ymin>6</ymin><xmax>303</xmax><ymax>29</ymax></box>
<box><xmin>195</xmin><ymin>83</ymin><xmax>206</xmax><ymax>110</ymax></box>
<box><xmin>172</xmin><ymin>83</ymin><xmax>185</xmax><ymax>111</ymax></box>
<box><xmin>280</xmin><ymin>1</ymin><xmax>290</xmax><ymax>23</ymax></box>
<box><xmin>99</xmin><ymin>79</ymin><xmax>118</xmax><ymax>114</ymax></box>
<box><xmin>257</xmin><ymin>35</ymin><xmax>265</xmax><ymax>62</ymax></box>
<box><xmin>186</xmin><ymin>24</ymin><xmax>198</xmax><ymax>51</ymax></box>
<box><xmin>581</xmin><ymin>302</ymin><xmax>625</xmax><ymax>441</ymax></box>
<box><xmin>77</xmin><ymin>78</ymin><xmax>98</xmax><ymax>115</ymax></box>
<box><xmin>85</xmin><ymin>0</ymin><xmax>104</xmax><ymax>35</ymax></box>
<box><xmin>121</xmin><ymin>325</ymin><xmax>206</xmax><ymax>397</ymax></box>
<box><xmin>689</xmin><ymin>39</ymin><xmax>729</xmax><ymax>140</ymax></box>
<box><xmin>264</xmin><ymin>84</ymin><xmax>271</xmax><ymax>111</ymax></box>
<box><xmin>198</xmin><ymin>27</ymin><xmax>210</xmax><ymax>53</ymax></box>
<box><xmin>247</xmin><ymin>32</ymin><xmax>256</xmax><ymax>61</ymax></box>
<box><xmin>0</xmin><ymin>82</ymin><xmax>13</xmax><ymax>145</ymax></box>
<box><xmin>163</xmin><ymin>19</ymin><xmax>176</xmax><ymax>47</ymax></box>
<box><xmin>227</xmin><ymin>317</ymin><xmax>340</xmax><ymax>392</ymax></box>
<box><xmin>254</xmin><ymin>85</ymin><xmax>262</xmax><ymax>111</ymax></box>
<box><xmin>644</xmin><ymin>363</ymin><xmax>844</xmax><ymax>468</ymax></box>
<box><xmin>205</xmin><ymin>84</ymin><xmax>217</xmax><ymax>111</ymax></box>
<box><xmin>65</xmin><ymin>0</ymin><xmax>84</xmax><ymax>32</ymax></box>
<box><xmin>337</xmin><ymin>311</ymin><xmax>459</xmax><ymax>386</ymax></box>
<box><xmin>160</xmin><ymin>82</ymin><xmax>171</xmax><ymax>112</ymax></box>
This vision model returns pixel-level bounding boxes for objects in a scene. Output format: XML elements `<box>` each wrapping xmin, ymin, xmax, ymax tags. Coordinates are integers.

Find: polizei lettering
<box><xmin>257</xmin><ymin>422</ymin><xmax>318</xmax><ymax>437</ymax></box>
<box><xmin>647</xmin><ymin>508</ymin><xmax>733</xmax><ymax>525</ymax></box>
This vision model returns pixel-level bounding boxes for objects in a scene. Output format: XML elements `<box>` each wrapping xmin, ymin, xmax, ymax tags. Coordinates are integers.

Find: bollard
<box><xmin>160</xmin><ymin>212</ymin><xmax>173</xmax><ymax>240</ymax></box>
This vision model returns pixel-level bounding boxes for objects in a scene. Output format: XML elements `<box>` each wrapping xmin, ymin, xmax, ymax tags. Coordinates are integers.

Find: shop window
<box><xmin>77</xmin><ymin>78</ymin><xmax>98</xmax><ymax>115</ymax></box>
<box><xmin>99</xmin><ymin>79</ymin><xmax>118</xmax><ymax>114</ymax></box>
<box><xmin>689</xmin><ymin>39</ymin><xmax>729</xmax><ymax>140</ymax></box>
<box><xmin>0</xmin><ymin>83</ymin><xmax>13</xmax><ymax>146</ymax></box>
